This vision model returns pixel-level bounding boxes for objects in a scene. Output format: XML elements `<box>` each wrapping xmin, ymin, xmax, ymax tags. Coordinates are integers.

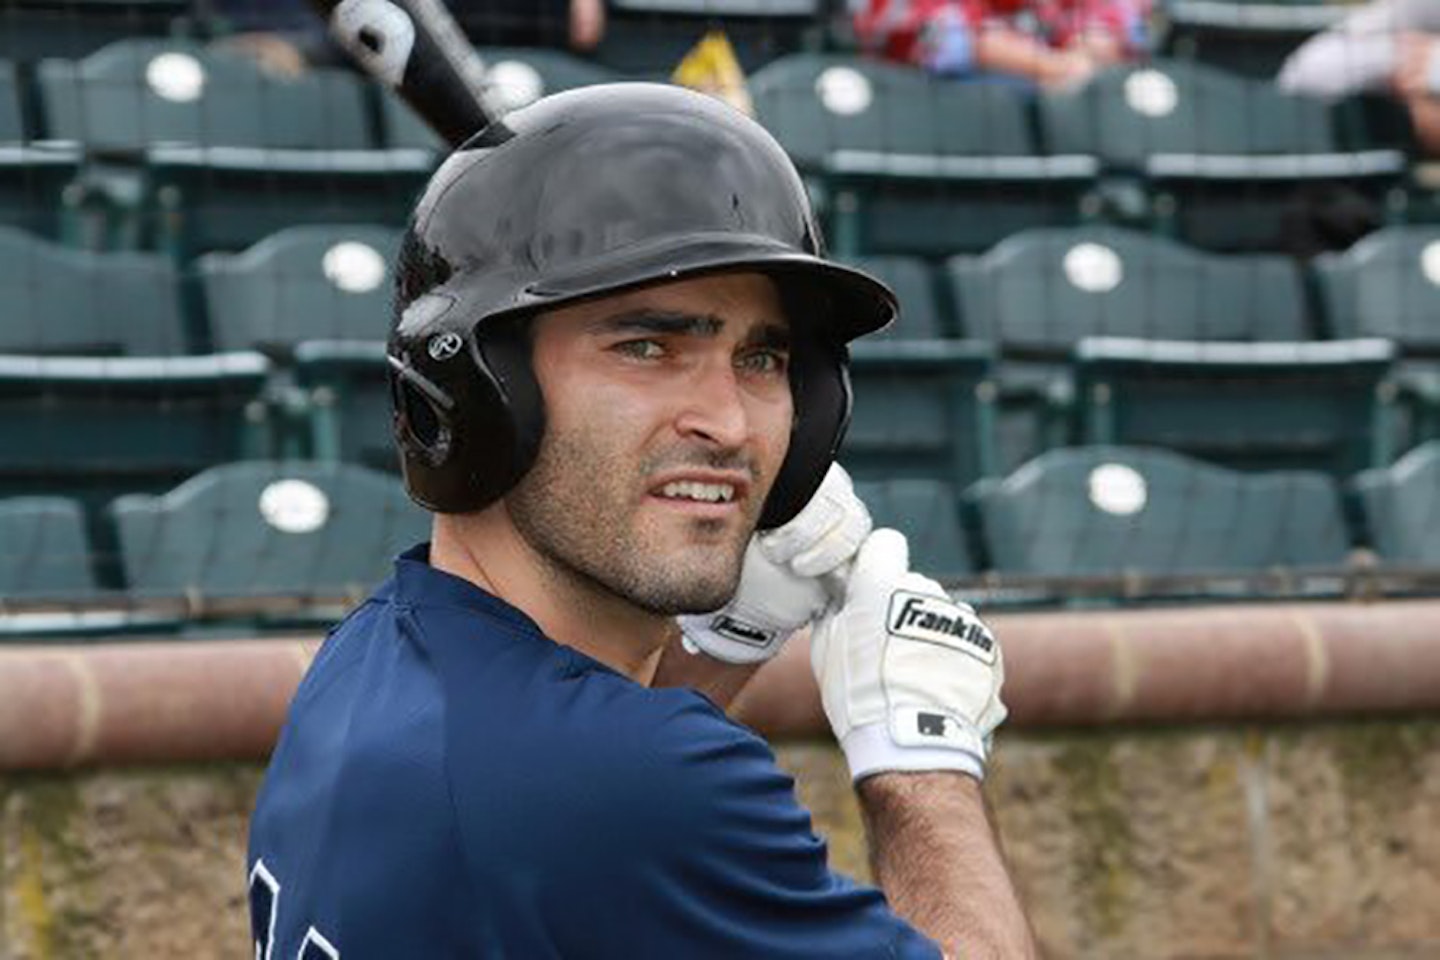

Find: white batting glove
<box><xmin>678</xmin><ymin>464</ymin><xmax>871</xmax><ymax>664</ymax></box>
<box><xmin>810</xmin><ymin>528</ymin><xmax>1007</xmax><ymax>782</ymax></box>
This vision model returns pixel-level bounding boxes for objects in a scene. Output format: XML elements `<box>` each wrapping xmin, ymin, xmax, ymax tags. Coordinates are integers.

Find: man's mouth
<box><xmin>656</xmin><ymin>480</ymin><xmax>736</xmax><ymax>504</ymax></box>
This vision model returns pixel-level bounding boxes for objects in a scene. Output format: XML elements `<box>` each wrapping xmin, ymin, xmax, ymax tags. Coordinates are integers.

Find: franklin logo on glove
<box><xmin>711</xmin><ymin>615</ymin><xmax>778</xmax><ymax>649</ymax></box>
<box><xmin>887</xmin><ymin>592</ymin><xmax>996</xmax><ymax>665</ymax></box>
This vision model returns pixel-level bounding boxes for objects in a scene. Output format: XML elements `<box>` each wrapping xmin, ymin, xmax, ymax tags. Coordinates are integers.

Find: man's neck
<box><xmin>429</xmin><ymin>511</ymin><xmax>675</xmax><ymax>686</ymax></box>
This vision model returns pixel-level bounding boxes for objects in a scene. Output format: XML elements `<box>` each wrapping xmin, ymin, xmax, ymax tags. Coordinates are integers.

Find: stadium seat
<box><xmin>1314</xmin><ymin>226</ymin><xmax>1440</xmax><ymax>351</ymax></box>
<box><xmin>589</xmin><ymin>0</ymin><xmax>823</xmax><ymax>76</ymax></box>
<box><xmin>383</xmin><ymin>47</ymin><xmax>622</xmax><ymax>151</ymax></box>
<box><xmin>1072</xmin><ymin>337</ymin><xmax>1397</xmax><ymax>478</ymax></box>
<box><xmin>855</xmin><ymin>477</ymin><xmax>972</xmax><ymax>579</ymax></box>
<box><xmin>292</xmin><ymin>340</ymin><xmax>394</xmax><ymax>471</ymax></box>
<box><xmin>0</xmin><ymin>496</ymin><xmax>97</xmax><ymax>598</ymax></box>
<box><xmin>842</xmin><ymin>255</ymin><xmax>946</xmax><ymax>339</ymax></box>
<box><xmin>197</xmin><ymin>225</ymin><xmax>401</xmax><ymax>353</ymax></box>
<box><xmin>0</xmin><ymin>224</ymin><xmax>188</xmax><ymax>355</ymax></box>
<box><xmin>0</xmin><ymin>59</ymin><xmax>82</xmax><ymax>239</ymax></box>
<box><xmin>751</xmin><ymin>53</ymin><xmax>1099</xmax><ymax>257</ymax></box>
<box><xmin>950</xmin><ymin>226</ymin><xmax>1311</xmax><ymax>352</ymax></box>
<box><xmin>1353</xmin><ymin>441</ymin><xmax>1440</xmax><ymax>566</ymax></box>
<box><xmin>1315</xmin><ymin>226</ymin><xmax>1440</xmax><ymax>448</ymax></box>
<box><xmin>969</xmin><ymin>445</ymin><xmax>1350</xmax><ymax>578</ymax></box>
<box><xmin>37</xmin><ymin>39</ymin><xmax>432</xmax><ymax>256</ymax></box>
<box><xmin>842</xmin><ymin>338</ymin><xmax>997</xmax><ymax>490</ymax></box>
<box><xmin>1037</xmin><ymin>59</ymin><xmax>1406</xmax><ymax>252</ymax></box>
<box><xmin>0</xmin><ymin>352</ymin><xmax>274</xmax><ymax>506</ymax></box>
<box><xmin>1160</xmin><ymin>0</ymin><xmax>1347</xmax><ymax>80</ymax></box>
<box><xmin>111</xmin><ymin>460</ymin><xmax>428</xmax><ymax>599</ymax></box>
<box><xmin>947</xmin><ymin>226</ymin><xmax>1313</xmax><ymax>471</ymax></box>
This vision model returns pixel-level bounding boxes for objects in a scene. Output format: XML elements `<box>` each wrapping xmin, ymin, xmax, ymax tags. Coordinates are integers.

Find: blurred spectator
<box><xmin>853</xmin><ymin>0</ymin><xmax>1150</xmax><ymax>88</ymax></box>
<box><xmin>208</xmin><ymin>0</ymin><xmax>605</xmax><ymax>76</ymax></box>
<box><xmin>1278</xmin><ymin>0</ymin><xmax>1440</xmax><ymax>154</ymax></box>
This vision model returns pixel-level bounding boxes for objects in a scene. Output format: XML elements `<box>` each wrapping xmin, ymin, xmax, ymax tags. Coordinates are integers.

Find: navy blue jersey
<box><xmin>248</xmin><ymin>544</ymin><xmax>941</xmax><ymax>959</ymax></box>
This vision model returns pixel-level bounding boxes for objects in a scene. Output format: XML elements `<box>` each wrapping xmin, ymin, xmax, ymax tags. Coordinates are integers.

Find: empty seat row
<box><xmin>0</xmin><ymin>219</ymin><xmax>1428</xmax><ymax>503</ymax></box>
<box><xmin>4</xmin><ymin>42</ymin><xmax>1421</xmax><ymax>258</ymax></box>
<box><xmin>750</xmin><ymin>53</ymin><xmax>1410</xmax><ymax>256</ymax></box>
<box><xmin>0</xmin><ymin>461</ymin><xmax>427</xmax><ymax>603</ymax></box>
<box><xmin>15</xmin><ymin>219</ymin><xmax>1440</xmax><ymax>357</ymax></box>
<box><xmin>6</xmin><ymin>443</ymin><xmax>1437</xmax><ymax>615</ymax></box>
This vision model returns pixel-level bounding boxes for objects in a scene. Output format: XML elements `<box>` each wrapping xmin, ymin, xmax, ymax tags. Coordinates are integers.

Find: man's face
<box><xmin>504</xmin><ymin>271</ymin><xmax>794</xmax><ymax>615</ymax></box>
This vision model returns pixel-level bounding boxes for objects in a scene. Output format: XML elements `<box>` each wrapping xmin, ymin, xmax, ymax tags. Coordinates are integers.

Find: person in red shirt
<box><xmin>855</xmin><ymin>0</ymin><xmax>1150</xmax><ymax>88</ymax></box>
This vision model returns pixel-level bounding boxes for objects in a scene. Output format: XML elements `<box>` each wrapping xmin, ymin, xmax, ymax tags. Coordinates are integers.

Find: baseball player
<box><xmin>247</xmin><ymin>83</ymin><xmax>1032</xmax><ymax>958</ymax></box>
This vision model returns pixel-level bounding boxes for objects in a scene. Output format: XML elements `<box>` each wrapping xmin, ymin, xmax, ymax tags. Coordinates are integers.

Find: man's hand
<box><xmin>810</xmin><ymin>528</ymin><xmax>1006</xmax><ymax>782</ymax></box>
<box><xmin>678</xmin><ymin>464</ymin><xmax>870</xmax><ymax>664</ymax></box>
<box><xmin>1393</xmin><ymin>32</ymin><xmax>1440</xmax><ymax>99</ymax></box>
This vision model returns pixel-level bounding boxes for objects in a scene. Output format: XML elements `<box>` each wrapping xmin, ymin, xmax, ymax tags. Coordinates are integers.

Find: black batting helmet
<box><xmin>388</xmin><ymin>82</ymin><xmax>895</xmax><ymax>529</ymax></box>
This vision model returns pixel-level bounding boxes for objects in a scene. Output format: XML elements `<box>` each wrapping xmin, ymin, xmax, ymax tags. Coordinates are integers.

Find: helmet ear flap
<box><xmin>759</xmin><ymin>337</ymin><xmax>851</xmax><ymax>531</ymax></box>
<box><xmin>389</xmin><ymin>317</ymin><xmax>545</xmax><ymax>515</ymax></box>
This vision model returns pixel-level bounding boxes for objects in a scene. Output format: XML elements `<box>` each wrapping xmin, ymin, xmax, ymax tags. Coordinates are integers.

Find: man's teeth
<box><xmin>659</xmin><ymin>481</ymin><xmax>735</xmax><ymax>503</ymax></box>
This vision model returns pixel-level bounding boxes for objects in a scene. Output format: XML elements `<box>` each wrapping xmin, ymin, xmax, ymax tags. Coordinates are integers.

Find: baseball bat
<box><xmin>307</xmin><ymin>0</ymin><xmax>498</xmax><ymax>148</ymax></box>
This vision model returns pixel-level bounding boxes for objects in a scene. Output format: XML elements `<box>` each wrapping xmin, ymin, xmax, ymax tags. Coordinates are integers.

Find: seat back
<box><xmin>1353</xmin><ymin>441</ymin><xmax>1440</xmax><ymax>565</ymax></box>
<box><xmin>1040</xmin><ymin>58</ymin><xmax>1333</xmax><ymax>166</ymax></box>
<box><xmin>950</xmin><ymin>227</ymin><xmax>1309</xmax><ymax>353</ymax></box>
<box><xmin>855</xmin><ymin>478</ymin><xmax>972</xmax><ymax>578</ymax></box>
<box><xmin>1074</xmin><ymin>337</ymin><xmax>1396</xmax><ymax>478</ymax></box>
<box><xmin>1315</xmin><ymin>227</ymin><xmax>1440</xmax><ymax>352</ymax></box>
<box><xmin>383</xmin><ymin>47</ymin><xmax>622</xmax><ymax>150</ymax></box>
<box><xmin>198</xmin><ymin>225</ymin><xmax>401</xmax><ymax>353</ymax></box>
<box><xmin>842</xmin><ymin>340</ymin><xmax>997</xmax><ymax>490</ymax></box>
<box><xmin>112</xmin><ymin>460</ymin><xmax>427</xmax><ymax>596</ymax></box>
<box><xmin>752</xmin><ymin>53</ymin><xmax>1036</xmax><ymax>167</ymax></box>
<box><xmin>0</xmin><ymin>496</ymin><xmax>97</xmax><ymax>597</ymax></box>
<box><xmin>0</xmin><ymin>225</ymin><xmax>187</xmax><ymax>354</ymax></box>
<box><xmin>971</xmin><ymin>445</ymin><xmax>1349</xmax><ymax>576</ymax></box>
<box><xmin>844</xmin><ymin>255</ymin><xmax>945</xmax><ymax>339</ymax></box>
<box><xmin>0</xmin><ymin>353</ymin><xmax>273</xmax><ymax>506</ymax></box>
<box><xmin>39</xmin><ymin>39</ymin><xmax>374</xmax><ymax>152</ymax></box>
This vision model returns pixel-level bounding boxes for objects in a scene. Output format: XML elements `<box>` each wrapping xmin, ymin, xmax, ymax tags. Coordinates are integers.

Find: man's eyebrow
<box><xmin>588</xmin><ymin>309</ymin><xmax>791</xmax><ymax>347</ymax></box>
<box><xmin>588</xmin><ymin>310</ymin><xmax>724</xmax><ymax>337</ymax></box>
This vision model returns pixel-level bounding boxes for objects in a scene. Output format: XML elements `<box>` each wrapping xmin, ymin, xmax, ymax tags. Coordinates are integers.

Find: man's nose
<box><xmin>674</xmin><ymin>358</ymin><xmax>749</xmax><ymax>449</ymax></box>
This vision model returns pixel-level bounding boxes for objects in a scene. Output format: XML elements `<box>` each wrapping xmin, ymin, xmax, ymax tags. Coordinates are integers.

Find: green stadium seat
<box><xmin>842</xmin><ymin>255</ymin><xmax>945</xmax><ymax>339</ymax></box>
<box><xmin>948</xmin><ymin>226</ymin><xmax>1312</xmax><ymax>471</ymax></box>
<box><xmin>1314</xmin><ymin>226</ymin><xmax>1440</xmax><ymax>351</ymax></box>
<box><xmin>855</xmin><ymin>478</ymin><xmax>972</xmax><ymax>579</ymax></box>
<box><xmin>1353</xmin><ymin>441</ymin><xmax>1440</xmax><ymax>566</ymax></box>
<box><xmin>589</xmin><ymin>1</ymin><xmax>823</xmax><ymax>76</ymax></box>
<box><xmin>751</xmin><ymin>53</ymin><xmax>1099</xmax><ymax>257</ymax></box>
<box><xmin>383</xmin><ymin>47</ymin><xmax>622</xmax><ymax>151</ymax></box>
<box><xmin>0</xmin><ymin>224</ymin><xmax>188</xmax><ymax>354</ymax></box>
<box><xmin>1160</xmin><ymin>0</ymin><xmax>1347</xmax><ymax>80</ymax></box>
<box><xmin>0</xmin><ymin>496</ymin><xmax>97</xmax><ymax>597</ymax></box>
<box><xmin>37</xmin><ymin>39</ymin><xmax>432</xmax><ymax>256</ymax></box>
<box><xmin>1315</xmin><ymin>226</ymin><xmax>1440</xmax><ymax>447</ymax></box>
<box><xmin>950</xmin><ymin>226</ymin><xmax>1311</xmax><ymax>352</ymax></box>
<box><xmin>0</xmin><ymin>0</ymin><xmax>191</xmax><ymax>62</ymax></box>
<box><xmin>969</xmin><ymin>445</ymin><xmax>1350</xmax><ymax>578</ymax></box>
<box><xmin>0</xmin><ymin>352</ymin><xmax>273</xmax><ymax>506</ymax></box>
<box><xmin>1037</xmin><ymin>58</ymin><xmax>1406</xmax><ymax>252</ymax></box>
<box><xmin>111</xmin><ymin>460</ymin><xmax>428</xmax><ymax>600</ymax></box>
<box><xmin>842</xmin><ymin>338</ymin><xmax>997</xmax><ymax>490</ymax></box>
<box><xmin>292</xmin><ymin>340</ymin><xmax>394</xmax><ymax>471</ymax></box>
<box><xmin>1073</xmin><ymin>337</ymin><xmax>1397</xmax><ymax>478</ymax></box>
<box><xmin>0</xmin><ymin>59</ymin><xmax>82</xmax><ymax>239</ymax></box>
<box><xmin>196</xmin><ymin>225</ymin><xmax>400</xmax><ymax>353</ymax></box>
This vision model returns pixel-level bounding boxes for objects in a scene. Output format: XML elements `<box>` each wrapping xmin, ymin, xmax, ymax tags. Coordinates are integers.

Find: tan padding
<box><xmin>2</xmin><ymin>602</ymin><xmax>1439</xmax><ymax>770</ymax></box>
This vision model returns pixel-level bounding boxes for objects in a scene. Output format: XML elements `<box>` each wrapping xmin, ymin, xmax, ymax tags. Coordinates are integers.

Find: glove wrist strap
<box><xmin>841</xmin><ymin>722</ymin><xmax>986</xmax><ymax>784</ymax></box>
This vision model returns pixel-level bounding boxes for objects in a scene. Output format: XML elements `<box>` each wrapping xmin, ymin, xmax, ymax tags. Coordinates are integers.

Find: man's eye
<box><xmin>615</xmin><ymin>339</ymin><xmax>665</xmax><ymax>360</ymax></box>
<box><xmin>738</xmin><ymin>350</ymin><xmax>788</xmax><ymax>375</ymax></box>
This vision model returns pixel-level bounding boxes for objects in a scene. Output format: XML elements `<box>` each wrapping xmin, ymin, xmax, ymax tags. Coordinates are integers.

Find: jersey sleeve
<box><xmin>537</xmin><ymin>694</ymin><xmax>943</xmax><ymax>959</ymax></box>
